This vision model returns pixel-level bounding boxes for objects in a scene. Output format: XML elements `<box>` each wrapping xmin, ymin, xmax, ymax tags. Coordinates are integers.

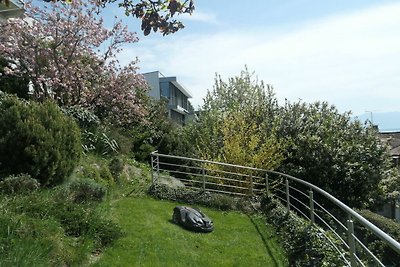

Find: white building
<box><xmin>143</xmin><ymin>71</ymin><xmax>193</xmax><ymax>125</ymax></box>
<box><xmin>0</xmin><ymin>0</ymin><xmax>24</xmax><ymax>22</ymax></box>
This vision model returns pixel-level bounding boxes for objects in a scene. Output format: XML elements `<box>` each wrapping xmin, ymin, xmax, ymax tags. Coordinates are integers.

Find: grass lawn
<box><xmin>93</xmin><ymin>197</ymin><xmax>287</xmax><ymax>267</ymax></box>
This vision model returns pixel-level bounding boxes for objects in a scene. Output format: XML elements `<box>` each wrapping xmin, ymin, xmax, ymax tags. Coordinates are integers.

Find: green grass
<box><xmin>93</xmin><ymin>197</ymin><xmax>287</xmax><ymax>267</ymax></box>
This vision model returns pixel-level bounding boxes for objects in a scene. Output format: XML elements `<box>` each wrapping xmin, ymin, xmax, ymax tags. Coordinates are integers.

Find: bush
<box><xmin>78</xmin><ymin>161</ymin><xmax>115</xmax><ymax>187</ymax></box>
<box><xmin>261</xmin><ymin>194</ymin><xmax>345</xmax><ymax>266</ymax></box>
<box><xmin>356</xmin><ymin>210</ymin><xmax>400</xmax><ymax>266</ymax></box>
<box><xmin>82</xmin><ymin>130</ymin><xmax>119</xmax><ymax>155</ymax></box>
<box><xmin>148</xmin><ymin>183</ymin><xmax>250</xmax><ymax>211</ymax></box>
<box><xmin>62</xmin><ymin>105</ymin><xmax>100</xmax><ymax>130</ymax></box>
<box><xmin>3</xmin><ymin>187</ymin><xmax>123</xmax><ymax>251</ymax></box>
<box><xmin>109</xmin><ymin>156</ymin><xmax>125</xmax><ymax>183</ymax></box>
<box><xmin>66</xmin><ymin>179</ymin><xmax>106</xmax><ymax>203</ymax></box>
<box><xmin>51</xmin><ymin>201</ymin><xmax>123</xmax><ymax>248</ymax></box>
<box><xmin>0</xmin><ymin>94</ymin><xmax>82</xmax><ymax>186</ymax></box>
<box><xmin>277</xmin><ymin>101</ymin><xmax>391</xmax><ymax>208</ymax></box>
<box><xmin>0</xmin><ymin>173</ymin><xmax>40</xmax><ymax>195</ymax></box>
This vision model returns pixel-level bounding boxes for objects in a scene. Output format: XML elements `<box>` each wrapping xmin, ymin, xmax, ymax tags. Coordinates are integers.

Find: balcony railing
<box><xmin>150</xmin><ymin>151</ymin><xmax>400</xmax><ymax>266</ymax></box>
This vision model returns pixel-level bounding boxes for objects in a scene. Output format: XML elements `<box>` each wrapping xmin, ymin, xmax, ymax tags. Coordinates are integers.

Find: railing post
<box><xmin>309</xmin><ymin>190</ymin><xmax>315</xmax><ymax>223</ymax></box>
<box><xmin>151</xmin><ymin>153</ymin><xmax>155</xmax><ymax>184</ymax></box>
<box><xmin>347</xmin><ymin>219</ymin><xmax>357</xmax><ymax>267</ymax></box>
<box><xmin>202</xmin><ymin>166</ymin><xmax>206</xmax><ymax>192</ymax></box>
<box><xmin>265</xmin><ymin>173</ymin><xmax>269</xmax><ymax>193</ymax></box>
<box><xmin>156</xmin><ymin>154</ymin><xmax>160</xmax><ymax>179</ymax></box>
<box><xmin>249</xmin><ymin>173</ymin><xmax>254</xmax><ymax>196</ymax></box>
<box><xmin>285</xmin><ymin>179</ymin><xmax>290</xmax><ymax>210</ymax></box>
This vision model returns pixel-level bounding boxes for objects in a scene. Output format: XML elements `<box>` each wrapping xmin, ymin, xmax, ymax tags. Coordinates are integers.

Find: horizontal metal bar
<box><xmin>152</xmin><ymin>151</ymin><xmax>268</xmax><ymax>173</ymax></box>
<box><xmin>159</xmin><ymin>161</ymin><xmax>202</xmax><ymax>171</ymax></box>
<box><xmin>288</xmin><ymin>194</ymin><xmax>310</xmax><ymax>211</ymax></box>
<box><xmin>313</xmin><ymin>200</ymin><xmax>347</xmax><ymax>231</ymax></box>
<box><xmin>203</xmin><ymin>174</ymin><xmax>249</xmax><ymax>184</ymax></box>
<box><xmin>204</xmin><ymin>181</ymin><xmax>249</xmax><ymax>191</ymax></box>
<box><xmin>316</xmin><ymin>228</ymin><xmax>350</xmax><ymax>266</ymax></box>
<box><xmin>206</xmin><ymin>188</ymin><xmax>247</xmax><ymax>196</ymax></box>
<box><xmin>288</xmin><ymin>185</ymin><xmax>310</xmax><ymax>199</ymax></box>
<box><xmin>274</xmin><ymin>194</ymin><xmax>287</xmax><ymax>205</ymax></box>
<box><xmin>289</xmin><ymin>202</ymin><xmax>310</xmax><ymax>220</ymax></box>
<box><xmin>314</xmin><ymin>213</ymin><xmax>349</xmax><ymax>249</ymax></box>
<box><xmin>205</xmin><ymin>168</ymin><xmax>251</xmax><ymax>178</ymax></box>
<box><xmin>354</xmin><ymin>235</ymin><xmax>384</xmax><ymax>266</ymax></box>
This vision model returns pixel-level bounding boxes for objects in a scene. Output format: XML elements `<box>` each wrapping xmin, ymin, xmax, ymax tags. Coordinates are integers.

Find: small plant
<box><xmin>67</xmin><ymin>179</ymin><xmax>107</xmax><ymax>203</ymax></box>
<box><xmin>77</xmin><ymin>159</ymin><xmax>115</xmax><ymax>187</ymax></box>
<box><xmin>109</xmin><ymin>156</ymin><xmax>125</xmax><ymax>182</ymax></box>
<box><xmin>62</xmin><ymin>105</ymin><xmax>100</xmax><ymax>130</ymax></box>
<box><xmin>0</xmin><ymin>173</ymin><xmax>40</xmax><ymax>195</ymax></box>
<box><xmin>82</xmin><ymin>130</ymin><xmax>119</xmax><ymax>155</ymax></box>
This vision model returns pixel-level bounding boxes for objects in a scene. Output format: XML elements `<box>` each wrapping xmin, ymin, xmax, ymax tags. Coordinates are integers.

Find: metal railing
<box><xmin>150</xmin><ymin>151</ymin><xmax>400</xmax><ymax>266</ymax></box>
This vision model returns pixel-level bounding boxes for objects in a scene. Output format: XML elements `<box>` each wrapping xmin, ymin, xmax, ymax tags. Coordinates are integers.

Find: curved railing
<box><xmin>150</xmin><ymin>151</ymin><xmax>400</xmax><ymax>266</ymax></box>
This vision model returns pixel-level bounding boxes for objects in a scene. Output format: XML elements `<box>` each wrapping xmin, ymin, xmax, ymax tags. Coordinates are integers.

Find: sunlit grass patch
<box><xmin>94</xmin><ymin>197</ymin><xmax>287</xmax><ymax>267</ymax></box>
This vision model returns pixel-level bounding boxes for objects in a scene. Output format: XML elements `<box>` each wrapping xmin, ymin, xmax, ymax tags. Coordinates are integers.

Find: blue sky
<box><xmin>109</xmin><ymin>1</ymin><xmax>400</xmax><ymax>116</ymax></box>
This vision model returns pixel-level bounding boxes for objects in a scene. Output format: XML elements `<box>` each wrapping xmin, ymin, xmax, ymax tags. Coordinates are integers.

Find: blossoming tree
<box><xmin>0</xmin><ymin>0</ymin><xmax>148</xmax><ymax>126</ymax></box>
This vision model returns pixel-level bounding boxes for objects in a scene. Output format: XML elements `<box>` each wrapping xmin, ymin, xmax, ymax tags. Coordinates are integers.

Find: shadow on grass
<box><xmin>248</xmin><ymin>215</ymin><xmax>283</xmax><ymax>267</ymax></box>
<box><xmin>168</xmin><ymin>219</ymin><xmax>213</xmax><ymax>234</ymax></box>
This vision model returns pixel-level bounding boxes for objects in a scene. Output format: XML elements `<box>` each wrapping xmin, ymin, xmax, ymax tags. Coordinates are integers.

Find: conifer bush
<box><xmin>0</xmin><ymin>94</ymin><xmax>82</xmax><ymax>186</ymax></box>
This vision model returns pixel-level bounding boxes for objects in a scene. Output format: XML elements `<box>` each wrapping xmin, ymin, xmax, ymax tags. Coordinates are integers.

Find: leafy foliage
<box><xmin>131</xmin><ymin>98</ymin><xmax>197</xmax><ymax>161</ymax></box>
<box><xmin>65</xmin><ymin>178</ymin><xmax>107</xmax><ymax>203</ymax></box>
<box><xmin>378</xmin><ymin>167</ymin><xmax>400</xmax><ymax>202</ymax></box>
<box><xmin>148</xmin><ymin>183</ymin><xmax>255</xmax><ymax>212</ymax></box>
<box><xmin>261</xmin><ymin>194</ymin><xmax>345</xmax><ymax>266</ymax></box>
<box><xmin>0</xmin><ymin>57</ymin><xmax>30</xmax><ymax>99</ymax></box>
<box><xmin>277</xmin><ymin>101</ymin><xmax>392</xmax><ymax>208</ymax></box>
<box><xmin>103</xmin><ymin>0</ymin><xmax>195</xmax><ymax>36</ymax></box>
<box><xmin>82</xmin><ymin>130</ymin><xmax>120</xmax><ymax>155</ymax></box>
<box><xmin>356</xmin><ymin>209</ymin><xmax>400</xmax><ymax>266</ymax></box>
<box><xmin>62</xmin><ymin>105</ymin><xmax>100</xmax><ymax>130</ymax></box>
<box><xmin>194</xmin><ymin>68</ymin><xmax>287</xmax><ymax>170</ymax></box>
<box><xmin>0</xmin><ymin>94</ymin><xmax>82</xmax><ymax>186</ymax></box>
<box><xmin>0</xmin><ymin>173</ymin><xmax>40</xmax><ymax>195</ymax></box>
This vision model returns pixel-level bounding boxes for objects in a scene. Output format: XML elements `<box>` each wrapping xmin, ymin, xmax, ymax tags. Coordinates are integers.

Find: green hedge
<box><xmin>0</xmin><ymin>94</ymin><xmax>82</xmax><ymax>186</ymax></box>
<box><xmin>356</xmin><ymin>209</ymin><xmax>400</xmax><ymax>266</ymax></box>
<box><xmin>260</xmin><ymin>194</ymin><xmax>345</xmax><ymax>266</ymax></box>
<box><xmin>148</xmin><ymin>183</ymin><xmax>254</xmax><ymax>212</ymax></box>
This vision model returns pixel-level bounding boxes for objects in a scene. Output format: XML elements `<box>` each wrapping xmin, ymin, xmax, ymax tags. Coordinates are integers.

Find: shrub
<box><xmin>0</xmin><ymin>94</ymin><xmax>82</xmax><ymax>186</ymax></box>
<box><xmin>0</xmin><ymin>173</ymin><xmax>40</xmax><ymax>195</ymax></box>
<box><xmin>261</xmin><ymin>194</ymin><xmax>345</xmax><ymax>266</ymax></box>
<box><xmin>76</xmin><ymin>158</ymin><xmax>115</xmax><ymax>187</ymax></box>
<box><xmin>356</xmin><ymin>210</ymin><xmax>400</xmax><ymax>266</ymax></box>
<box><xmin>82</xmin><ymin>130</ymin><xmax>119</xmax><ymax>155</ymax></box>
<box><xmin>62</xmin><ymin>105</ymin><xmax>100</xmax><ymax>130</ymax></box>
<box><xmin>148</xmin><ymin>183</ymin><xmax>248</xmax><ymax>211</ymax></box>
<box><xmin>109</xmin><ymin>156</ymin><xmax>125</xmax><ymax>183</ymax></box>
<box><xmin>66</xmin><ymin>179</ymin><xmax>107</xmax><ymax>203</ymax></box>
<box><xmin>51</xmin><ymin>202</ymin><xmax>123</xmax><ymax>248</ymax></box>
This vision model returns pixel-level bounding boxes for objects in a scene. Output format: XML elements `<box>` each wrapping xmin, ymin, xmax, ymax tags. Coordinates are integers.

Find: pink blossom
<box><xmin>0</xmin><ymin>0</ymin><xmax>148</xmax><ymax>126</ymax></box>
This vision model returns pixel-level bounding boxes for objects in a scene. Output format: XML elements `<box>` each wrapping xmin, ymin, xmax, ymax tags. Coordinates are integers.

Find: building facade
<box><xmin>143</xmin><ymin>71</ymin><xmax>192</xmax><ymax>125</ymax></box>
<box><xmin>0</xmin><ymin>0</ymin><xmax>24</xmax><ymax>22</ymax></box>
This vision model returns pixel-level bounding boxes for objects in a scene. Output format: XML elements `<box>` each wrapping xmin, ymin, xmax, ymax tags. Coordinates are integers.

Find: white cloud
<box><xmin>179</xmin><ymin>10</ymin><xmax>219</xmax><ymax>24</ymax></box>
<box><xmin>122</xmin><ymin>2</ymin><xmax>400</xmax><ymax>114</ymax></box>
